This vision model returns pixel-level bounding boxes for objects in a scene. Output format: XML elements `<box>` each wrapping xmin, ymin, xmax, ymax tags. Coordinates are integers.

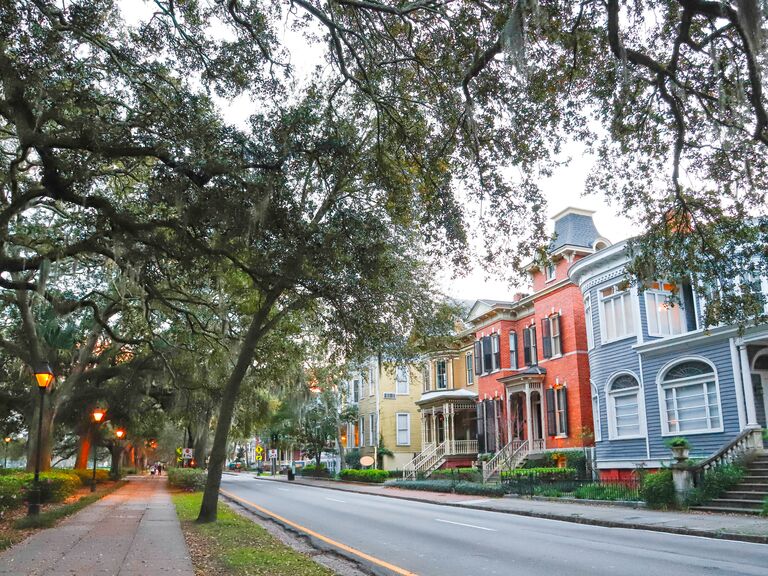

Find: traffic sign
<box><xmin>181</xmin><ymin>448</ymin><xmax>194</xmax><ymax>460</ymax></box>
<box><xmin>255</xmin><ymin>445</ymin><xmax>264</xmax><ymax>454</ymax></box>
<box><xmin>268</xmin><ymin>449</ymin><xmax>277</xmax><ymax>459</ymax></box>
<box><xmin>255</xmin><ymin>455</ymin><xmax>263</xmax><ymax>461</ymax></box>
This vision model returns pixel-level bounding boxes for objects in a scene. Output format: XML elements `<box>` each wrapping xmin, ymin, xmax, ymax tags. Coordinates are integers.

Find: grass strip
<box><xmin>13</xmin><ymin>481</ymin><xmax>127</xmax><ymax>530</ymax></box>
<box><xmin>173</xmin><ymin>492</ymin><xmax>335</xmax><ymax>576</ymax></box>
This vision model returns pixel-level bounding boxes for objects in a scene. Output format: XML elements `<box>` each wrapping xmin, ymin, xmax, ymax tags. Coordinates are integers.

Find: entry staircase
<box><xmin>481</xmin><ymin>439</ymin><xmax>531</xmax><ymax>483</ymax></box>
<box><xmin>689</xmin><ymin>450</ymin><xmax>768</xmax><ymax>515</ymax></box>
<box><xmin>402</xmin><ymin>441</ymin><xmax>447</xmax><ymax>480</ymax></box>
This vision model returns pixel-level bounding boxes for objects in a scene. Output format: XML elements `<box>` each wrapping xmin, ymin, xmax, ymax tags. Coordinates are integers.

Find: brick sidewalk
<box><xmin>0</xmin><ymin>476</ymin><xmax>193</xmax><ymax>576</ymax></box>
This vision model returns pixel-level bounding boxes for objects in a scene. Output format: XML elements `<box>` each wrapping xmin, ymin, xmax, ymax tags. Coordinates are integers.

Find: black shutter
<box><xmin>476</xmin><ymin>402</ymin><xmax>485</xmax><ymax>453</ymax></box>
<box><xmin>492</xmin><ymin>333</ymin><xmax>501</xmax><ymax>369</ymax></box>
<box><xmin>682</xmin><ymin>283</ymin><xmax>697</xmax><ymax>330</ymax></box>
<box><xmin>530</xmin><ymin>326</ymin><xmax>538</xmax><ymax>365</ymax></box>
<box><xmin>560</xmin><ymin>388</ymin><xmax>569</xmax><ymax>436</ymax></box>
<box><xmin>546</xmin><ymin>388</ymin><xmax>556</xmax><ymax>437</ymax></box>
<box><xmin>554</xmin><ymin>314</ymin><xmax>562</xmax><ymax>354</ymax></box>
<box><xmin>510</xmin><ymin>332</ymin><xmax>518</xmax><ymax>369</ymax></box>
<box><xmin>485</xmin><ymin>399</ymin><xmax>497</xmax><ymax>452</ymax></box>
<box><xmin>482</xmin><ymin>336</ymin><xmax>492</xmax><ymax>372</ymax></box>
<box><xmin>523</xmin><ymin>328</ymin><xmax>531</xmax><ymax>365</ymax></box>
<box><xmin>474</xmin><ymin>341</ymin><xmax>483</xmax><ymax>375</ymax></box>
<box><xmin>542</xmin><ymin>318</ymin><xmax>552</xmax><ymax>359</ymax></box>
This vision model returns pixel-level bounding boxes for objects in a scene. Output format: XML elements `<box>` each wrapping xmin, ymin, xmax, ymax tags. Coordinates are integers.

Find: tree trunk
<box><xmin>74</xmin><ymin>430</ymin><xmax>91</xmax><ymax>470</ymax></box>
<box><xmin>196</xmin><ymin>310</ymin><xmax>270</xmax><ymax>523</ymax></box>
<box><xmin>25</xmin><ymin>394</ymin><xmax>55</xmax><ymax>472</ymax></box>
<box><xmin>110</xmin><ymin>445</ymin><xmax>122</xmax><ymax>479</ymax></box>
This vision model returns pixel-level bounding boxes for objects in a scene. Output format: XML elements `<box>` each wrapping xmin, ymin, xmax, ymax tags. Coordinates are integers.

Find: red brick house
<box><xmin>470</xmin><ymin>208</ymin><xmax>610</xmax><ymax>478</ymax></box>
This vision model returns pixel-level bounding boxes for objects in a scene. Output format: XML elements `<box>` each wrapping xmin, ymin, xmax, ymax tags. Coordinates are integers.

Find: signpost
<box><xmin>181</xmin><ymin>448</ymin><xmax>194</xmax><ymax>460</ymax></box>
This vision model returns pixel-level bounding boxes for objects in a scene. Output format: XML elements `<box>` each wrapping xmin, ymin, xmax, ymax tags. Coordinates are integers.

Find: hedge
<box><xmin>167</xmin><ymin>468</ymin><xmax>207</xmax><ymax>491</ymax></box>
<box><xmin>339</xmin><ymin>469</ymin><xmax>389</xmax><ymax>483</ymax></box>
<box><xmin>67</xmin><ymin>469</ymin><xmax>110</xmax><ymax>486</ymax></box>
<box><xmin>1</xmin><ymin>470</ymin><xmax>83</xmax><ymax>510</ymax></box>
<box><xmin>641</xmin><ymin>469</ymin><xmax>676</xmax><ymax>509</ymax></box>
<box><xmin>0</xmin><ymin>475</ymin><xmax>27</xmax><ymax>511</ymax></box>
<box><xmin>501</xmin><ymin>467</ymin><xmax>576</xmax><ymax>481</ymax></box>
<box><xmin>300</xmin><ymin>463</ymin><xmax>330</xmax><ymax>478</ymax></box>
<box><xmin>685</xmin><ymin>464</ymin><xmax>745</xmax><ymax>506</ymax></box>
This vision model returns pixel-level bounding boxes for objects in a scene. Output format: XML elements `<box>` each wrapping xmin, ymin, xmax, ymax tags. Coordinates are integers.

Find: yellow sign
<box><xmin>255</xmin><ymin>445</ymin><xmax>264</xmax><ymax>453</ymax></box>
<box><xmin>255</xmin><ymin>455</ymin><xmax>263</xmax><ymax>461</ymax></box>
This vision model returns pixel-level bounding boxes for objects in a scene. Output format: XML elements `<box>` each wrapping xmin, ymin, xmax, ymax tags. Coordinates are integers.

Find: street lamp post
<box><xmin>113</xmin><ymin>429</ymin><xmax>125</xmax><ymax>479</ymax></box>
<box><xmin>28</xmin><ymin>363</ymin><xmax>54</xmax><ymax>516</ymax></box>
<box><xmin>3</xmin><ymin>437</ymin><xmax>11</xmax><ymax>469</ymax></box>
<box><xmin>91</xmin><ymin>409</ymin><xmax>106</xmax><ymax>492</ymax></box>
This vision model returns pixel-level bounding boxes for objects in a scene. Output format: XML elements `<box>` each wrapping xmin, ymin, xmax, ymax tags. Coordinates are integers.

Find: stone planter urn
<box><xmin>670</xmin><ymin>445</ymin><xmax>690</xmax><ymax>462</ymax></box>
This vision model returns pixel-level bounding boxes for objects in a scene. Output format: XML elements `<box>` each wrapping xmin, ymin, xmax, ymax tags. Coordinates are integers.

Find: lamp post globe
<box><xmin>3</xmin><ymin>437</ymin><xmax>10</xmax><ymax>469</ymax></box>
<box><xmin>28</xmin><ymin>363</ymin><xmax>54</xmax><ymax>516</ymax></box>
<box><xmin>90</xmin><ymin>409</ymin><xmax>106</xmax><ymax>492</ymax></box>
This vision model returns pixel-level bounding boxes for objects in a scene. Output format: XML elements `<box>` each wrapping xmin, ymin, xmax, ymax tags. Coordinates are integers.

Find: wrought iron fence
<box><xmin>502</xmin><ymin>471</ymin><xmax>641</xmax><ymax>502</ymax></box>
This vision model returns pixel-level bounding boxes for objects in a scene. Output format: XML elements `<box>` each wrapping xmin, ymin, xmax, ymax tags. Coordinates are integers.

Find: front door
<box><xmin>752</xmin><ymin>373</ymin><xmax>768</xmax><ymax>428</ymax></box>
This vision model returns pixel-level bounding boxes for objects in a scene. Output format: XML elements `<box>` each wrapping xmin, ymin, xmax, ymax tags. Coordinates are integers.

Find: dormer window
<box><xmin>545</xmin><ymin>262</ymin><xmax>556</xmax><ymax>282</ymax></box>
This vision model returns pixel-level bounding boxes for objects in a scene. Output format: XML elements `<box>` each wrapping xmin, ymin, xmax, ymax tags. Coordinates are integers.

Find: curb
<box><xmin>242</xmin><ymin>475</ymin><xmax>768</xmax><ymax>545</ymax></box>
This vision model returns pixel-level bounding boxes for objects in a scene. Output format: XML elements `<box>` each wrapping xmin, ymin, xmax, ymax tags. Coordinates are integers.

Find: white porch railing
<box><xmin>482</xmin><ymin>439</ymin><xmax>530</xmax><ymax>483</ymax></box>
<box><xmin>453</xmin><ymin>439</ymin><xmax>478</xmax><ymax>454</ymax></box>
<box><xmin>402</xmin><ymin>441</ymin><xmax>448</xmax><ymax>480</ymax></box>
<box><xmin>530</xmin><ymin>438</ymin><xmax>546</xmax><ymax>452</ymax></box>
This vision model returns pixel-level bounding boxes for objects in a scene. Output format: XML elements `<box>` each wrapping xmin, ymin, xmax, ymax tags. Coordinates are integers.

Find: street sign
<box><xmin>181</xmin><ymin>448</ymin><xmax>194</xmax><ymax>460</ymax></box>
<box><xmin>255</xmin><ymin>445</ymin><xmax>264</xmax><ymax>454</ymax></box>
<box><xmin>360</xmin><ymin>456</ymin><xmax>374</xmax><ymax>467</ymax></box>
<box><xmin>268</xmin><ymin>449</ymin><xmax>278</xmax><ymax>459</ymax></box>
<box><xmin>255</xmin><ymin>455</ymin><xmax>263</xmax><ymax>461</ymax></box>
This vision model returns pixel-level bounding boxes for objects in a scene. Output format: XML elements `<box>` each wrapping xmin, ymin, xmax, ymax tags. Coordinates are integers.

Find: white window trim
<box><xmin>598</xmin><ymin>283</ymin><xmax>637</xmax><ymax>344</ymax></box>
<box><xmin>358</xmin><ymin>417</ymin><xmax>365</xmax><ymax>448</ymax></box>
<box><xmin>553</xmin><ymin>385</ymin><xmax>568</xmax><ymax>437</ymax></box>
<box><xmin>368</xmin><ymin>413</ymin><xmax>377</xmax><ymax>446</ymax></box>
<box><xmin>584</xmin><ymin>295</ymin><xmax>595</xmax><ymax>351</ymax></box>
<box><xmin>644</xmin><ymin>283</ymin><xmax>684</xmax><ymax>338</ymax></box>
<box><xmin>545</xmin><ymin>262</ymin><xmax>556</xmax><ymax>283</ymax></box>
<box><xmin>395</xmin><ymin>366</ymin><xmax>410</xmax><ymax>395</ymax></box>
<box><xmin>547</xmin><ymin>314</ymin><xmax>562</xmax><ymax>359</ymax></box>
<box><xmin>591</xmin><ymin>381</ymin><xmax>602</xmax><ymax>441</ymax></box>
<box><xmin>436</xmin><ymin>360</ymin><xmax>447</xmax><ymax>389</ymax></box>
<box><xmin>396</xmin><ymin>413</ymin><xmax>411</xmax><ymax>446</ymax></box>
<box><xmin>605</xmin><ymin>371</ymin><xmax>646</xmax><ymax>440</ymax></box>
<box><xmin>491</xmin><ymin>333</ymin><xmax>500</xmax><ymax>372</ymax></box>
<box><xmin>656</xmin><ymin>356</ymin><xmax>724</xmax><ymax>436</ymax></box>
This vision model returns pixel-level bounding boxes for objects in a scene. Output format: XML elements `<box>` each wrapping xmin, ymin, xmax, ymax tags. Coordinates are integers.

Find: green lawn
<box><xmin>172</xmin><ymin>493</ymin><xmax>335</xmax><ymax>576</ymax></box>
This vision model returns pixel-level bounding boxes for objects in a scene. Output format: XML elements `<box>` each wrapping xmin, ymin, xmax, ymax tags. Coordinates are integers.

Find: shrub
<box><xmin>390</xmin><ymin>479</ymin><xmax>505</xmax><ymax>497</ymax></box>
<box><xmin>0</xmin><ymin>475</ymin><xmax>27</xmax><ymax>511</ymax></box>
<box><xmin>762</xmin><ymin>496</ymin><xmax>768</xmax><ymax>517</ymax></box>
<box><xmin>453</xmin><ymin>481</ymin><xmax>506</xmax><ymax>497</ymax></box>
<box><xmin>641</xmin><ymin>469</ymin><xmax>676</xmax><ymax>509</ymax></box>
<box><xmin>391</xmin><ymin>479</ymin><xmax>453</xmax><ymax>493</ymax></box>
<box><xmin>15</xmin><ymin>471</ymin><xmax>83</xmax><ymax>503</ymax></box>
<box><xmin>67</xmin><ymin>469</ymin><xmax>110</xmax><ymax>486</ymax></box>
<box><xmin>300</xmin><ymin>463</ymin><xmax>330</xmax><ymax>478</ymax></box>
<box><xmin>501</xmin><ymin>467</ymin><xmax>576</xmax><ymax>482</ymax></box>
<box><xmin>167</xmin><ymin>468</ymin><xmax>207</xmax><ymax>491</ymax></box>
<box><xmin>339</xmin><ymin>469</ymin><xmax>389</xmax><ymax>483</ymax></box>
<box><xmin>664</xmin><ymin>437</ymin><xmax>691</xmax><ymax>449</ymax></box>
<box><xmin>344</xmin><ymin>449</ymin><xmax>361</xmax><ymax>470</ymax></box>
<box><xmin>686</xmin><ymin>464</ymin><xmax>745</xmax><ymax>506</ymax></box>
<box><xmin>431</xmin><ymin>468</ymin><xmax>481</xmax><ymax>482</ymax></box>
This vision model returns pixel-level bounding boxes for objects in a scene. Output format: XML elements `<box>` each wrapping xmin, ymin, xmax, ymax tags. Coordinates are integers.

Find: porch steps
<box><xmin>690</xmin><ymin>453</ymin><xmax>768</xmax><ymax>515</ymax></box>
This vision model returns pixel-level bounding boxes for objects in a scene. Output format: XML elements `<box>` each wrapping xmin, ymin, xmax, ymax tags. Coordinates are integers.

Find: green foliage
<box><xmin>685</xmin><ymin>464</ymin><xmax>745</xmax><ymax>506</ymax></box>
<box><xmin>299</xmin><ymin>463</ymin><xmax>329</xmax><ymax>478</ymax></box>
<box><xmin>574</xmin><ymin>483</ymin><xmax>641</xmax><ymax>502</ymax></box>
<box><xmin>344</xmin><ymin>449</ymin><xmax>362</xmax><ymax>470</ymax></box>
<box><xmin>0</xmin><ymin>475</ymin><xmax>27</xmax><ymax>511</ymax></box>
<box><xmin>664</xmin><ymin>437</ymin><xmax>691</xmax><ymax>449</ymax></box>
<box><xmin>430</xmin><ymin>468</ymin><xmax>481</xmax><ymax>482</ymax></box>
<box><xmin>338</xmin><ymin>469</ymin><xmax>388</xmax><ymax>483</ymax></box>
<box><xmin>21</xmin><ymin>471</ymin><xmax>82</xmax><ymax>503</ymax></box>
<box><xmin>167</xmin><ymin>468</ymin><xmax>207</xmax><ymax>491</ymax></box>
<box><xmin>641</xmin><ymin>470</ymin><xmax>676</xmax><ymax>509</ymax></box>
<box><xmin>501</xmin><ymin>467</ymin><xmax>576</xmax><ymax>481</ymax></box>
<box><xmin>67</xmin><ymin>469</ymin><xmax>110</xmax><ymax>486</ymax></box>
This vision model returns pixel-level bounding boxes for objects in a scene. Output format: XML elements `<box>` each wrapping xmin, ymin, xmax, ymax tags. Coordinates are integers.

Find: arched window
<box><xmin>660</xmin><ymin>360</ymin><xmax>721</xmax><ymax>434</ymax></box>
<box><xmin>591</xmin><ymin>382</ymin><xmax>602</xmax><ymax>441</ymax></box>
<box><xmin>607</xmin><ymin>374</ymin><xmax>643</xmax><ymax>439</ymax></box>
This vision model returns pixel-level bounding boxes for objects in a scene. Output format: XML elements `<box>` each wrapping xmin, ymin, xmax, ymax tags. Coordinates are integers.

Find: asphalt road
<box><xmin>220</xmin><ymin>475</ymin><xmax>768</xmax><ymax>576</ymax></box>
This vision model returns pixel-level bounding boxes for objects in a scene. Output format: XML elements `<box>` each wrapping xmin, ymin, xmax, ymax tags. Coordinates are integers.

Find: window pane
<box><xmin>645</xmin><ymin>293</ymin><xmax>659</xmax><ymax>335</ymax></box>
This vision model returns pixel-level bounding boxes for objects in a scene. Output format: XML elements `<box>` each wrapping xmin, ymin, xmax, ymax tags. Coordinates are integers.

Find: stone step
<box><xmin>689</xmin><ymin>505</ymin><xmax>763</xmax><ymax>515</ymax></box>
<box><xmin>707</xmin><ymin>498</ymin><xmax>765</xmax><ymax>510</ymax></box>
<box><xmin>733</xmin><ymin>483</ymin><xmax>768</xmax><ymax>492</ymax></box>
<box><xmin>742</xmin><ymin>476</ymin><xmax>768</xmax><ymax>482</ymax></box>
<box><xmin>719</xmin><ymin>491</ymin><xmax>768</xmax><ymax>500</ymax></box>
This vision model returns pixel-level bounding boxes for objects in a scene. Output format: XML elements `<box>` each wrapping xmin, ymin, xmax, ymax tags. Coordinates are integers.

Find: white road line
<box><xmin>277</xmin><ymin>488</ymin><xmax>291</xmax><ymax>491</ymax></box>
<box><xmin>325</xmin><ymin>497</ymin><xmax>346</xmax><ymax>503</ymax></box>
<box><xmin>435</xmin><ymin>518</ymin><xmax>496</xmax><ymax>531</ymax></box>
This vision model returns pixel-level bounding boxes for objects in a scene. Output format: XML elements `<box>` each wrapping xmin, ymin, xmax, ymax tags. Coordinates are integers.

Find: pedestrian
<box><xmin>156</xmin><ymin>463</ymin><xmax>162</xmax><ymax>476</ymax></box>
<box><xmin>150</xmin><ymin>466</ymin><xmax>156</xmax><ymax>476</ymax></box>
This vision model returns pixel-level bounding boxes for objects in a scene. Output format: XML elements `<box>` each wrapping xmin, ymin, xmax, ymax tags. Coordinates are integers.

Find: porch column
<box><xmin>420</xmin><ymin>412</ymin><xmax>426</xmax><ymax>447</ymax></box>
<box><xmin>431</xmin><ymin>411</ymin><xmax>437</xmax><ymax>445</ymax></box>
<box><xmin>525</xmin><ymin>384</ymin><xmax>533</xmax><ymax>447</ymax></box>
<box><xmin>448</xmin><ymin>404</ymin><xmax>455</xmax><ymax>454</ymax></box>
<box><xmin>739</xmin><ymin>344</ymin><xmax>760</xmax><ymax>427</ymax></box>
<box><xmin>505</xmin><ymin>389</ymin><xmax>512</xmax><ymax>446</ymax></box>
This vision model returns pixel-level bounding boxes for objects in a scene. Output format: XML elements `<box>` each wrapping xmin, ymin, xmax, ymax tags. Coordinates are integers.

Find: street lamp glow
<box><xmin>92</xmin><ymin>409</ymin><xmax>105</xmax><ymax>423</ymax></box>
<box><xmin>115</xmin><ymin>429</ymin><xmax>125</xmax><ymax>439</ymax></box>
<box><xmin>34</xmin><ymin>363</ymin><xmax>54</xmax><ymax>389</ymax></box>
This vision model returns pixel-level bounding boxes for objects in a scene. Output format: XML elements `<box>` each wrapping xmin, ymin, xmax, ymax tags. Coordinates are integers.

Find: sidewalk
<box><xmin>252</xmin><ymin>474</ymin><xmax>768</xmax><ymax>544</ymax></box>
<box><xmin>0</xmin><ymin>476</ymin><xmax>194</xmax><ymax>576</ymax></box>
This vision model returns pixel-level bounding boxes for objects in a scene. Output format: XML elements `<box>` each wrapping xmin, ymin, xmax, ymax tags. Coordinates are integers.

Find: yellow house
<box><xmin>342</xmin><ymin>359</ymin><xmax>424</xmax><ymax>471</ymax></box>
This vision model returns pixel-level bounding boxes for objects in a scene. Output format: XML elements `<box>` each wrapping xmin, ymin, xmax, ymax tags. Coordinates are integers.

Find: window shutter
<box><xmin>476</xmin><ymin>402</ymin><xmax>485</xmax><ymax>453</ymax></box>
<box><xmin>523</xmin><ymin>328</ymin><xmax>531</xmax><ymax>365</ymax></box>
<box><xmin>510</xmin><ymin>332</ymin><xmax>518</xmax><ymax>369</ymax></box>
<box><xmin>530</xmin><ymin>326</ymin><xmax>538</xmax><ymax>365</ymax></box>
<box><xmin>546</xmin><ymin>388</ymin><xmax>556</xmax><ymax>436</ymax></box>
<box><xmin>492</xmin><ymin>334</ymin><xmax>501</xmax><ymax>370</ymax></box>
<box><xmin>474</xmin><ymin>341</ymin><xmax>483</xmax><ymax>374</ymax></box>
<box><xmin>542</xmin><ymin>318</ymin><xmax>552</xmax><ymax>359</ymax></box>
<box><xmin>482</xmin><ymin>336</ymin><xmax>492</xmax><ymax>372</ymax></box>
<box><xmin>554</xmin><ymin>314</ymin><xmax>562</xmax><ymax>353</ymax></box>
<box><xmin>485</xmin><ymin>399</ymin><xmax>497</xmax><ymax>452</ymax></box>
<box><xmin>559</xmin><ymin>388</ymin><xmax>569</xmax><ymax>436</ymax></box>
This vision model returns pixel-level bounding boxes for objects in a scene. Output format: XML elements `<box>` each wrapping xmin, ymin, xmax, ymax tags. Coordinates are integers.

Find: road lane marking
<box><xmin>435</xmin><ymin>518</ymin><xmax>496</xmax><ymax>531</ymax></box>
<box><xmin>325</xmin><ymin>497</ymin><xmax>346</xmax><ymax>503</ymax></box>
<box><xmin>220</xmin><ymin>489</ymin><xmax>419</xmax><ymax>576</ymax></box>
<box><xmin>277</xmin><ymin>488</ymin><xmax>291</xmax><ymax>491</ymax></box>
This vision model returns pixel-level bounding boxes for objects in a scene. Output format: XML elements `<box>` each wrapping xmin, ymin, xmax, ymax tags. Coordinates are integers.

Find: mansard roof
<box><xmin>549</xmin><ymin>207</ymin><xmax>604</xmax><ymax>253</ymax></box>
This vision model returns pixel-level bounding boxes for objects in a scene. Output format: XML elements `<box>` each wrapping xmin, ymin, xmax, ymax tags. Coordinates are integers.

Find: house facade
<box><xmin>569</xmin><ymin>240</ymin><xmax>768</xmax><ymax>479</ymax></box>
<box><xmin>343</xmin><ymin>359</ymin><xmax>423</xmax><ymax>471</ymax></box>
